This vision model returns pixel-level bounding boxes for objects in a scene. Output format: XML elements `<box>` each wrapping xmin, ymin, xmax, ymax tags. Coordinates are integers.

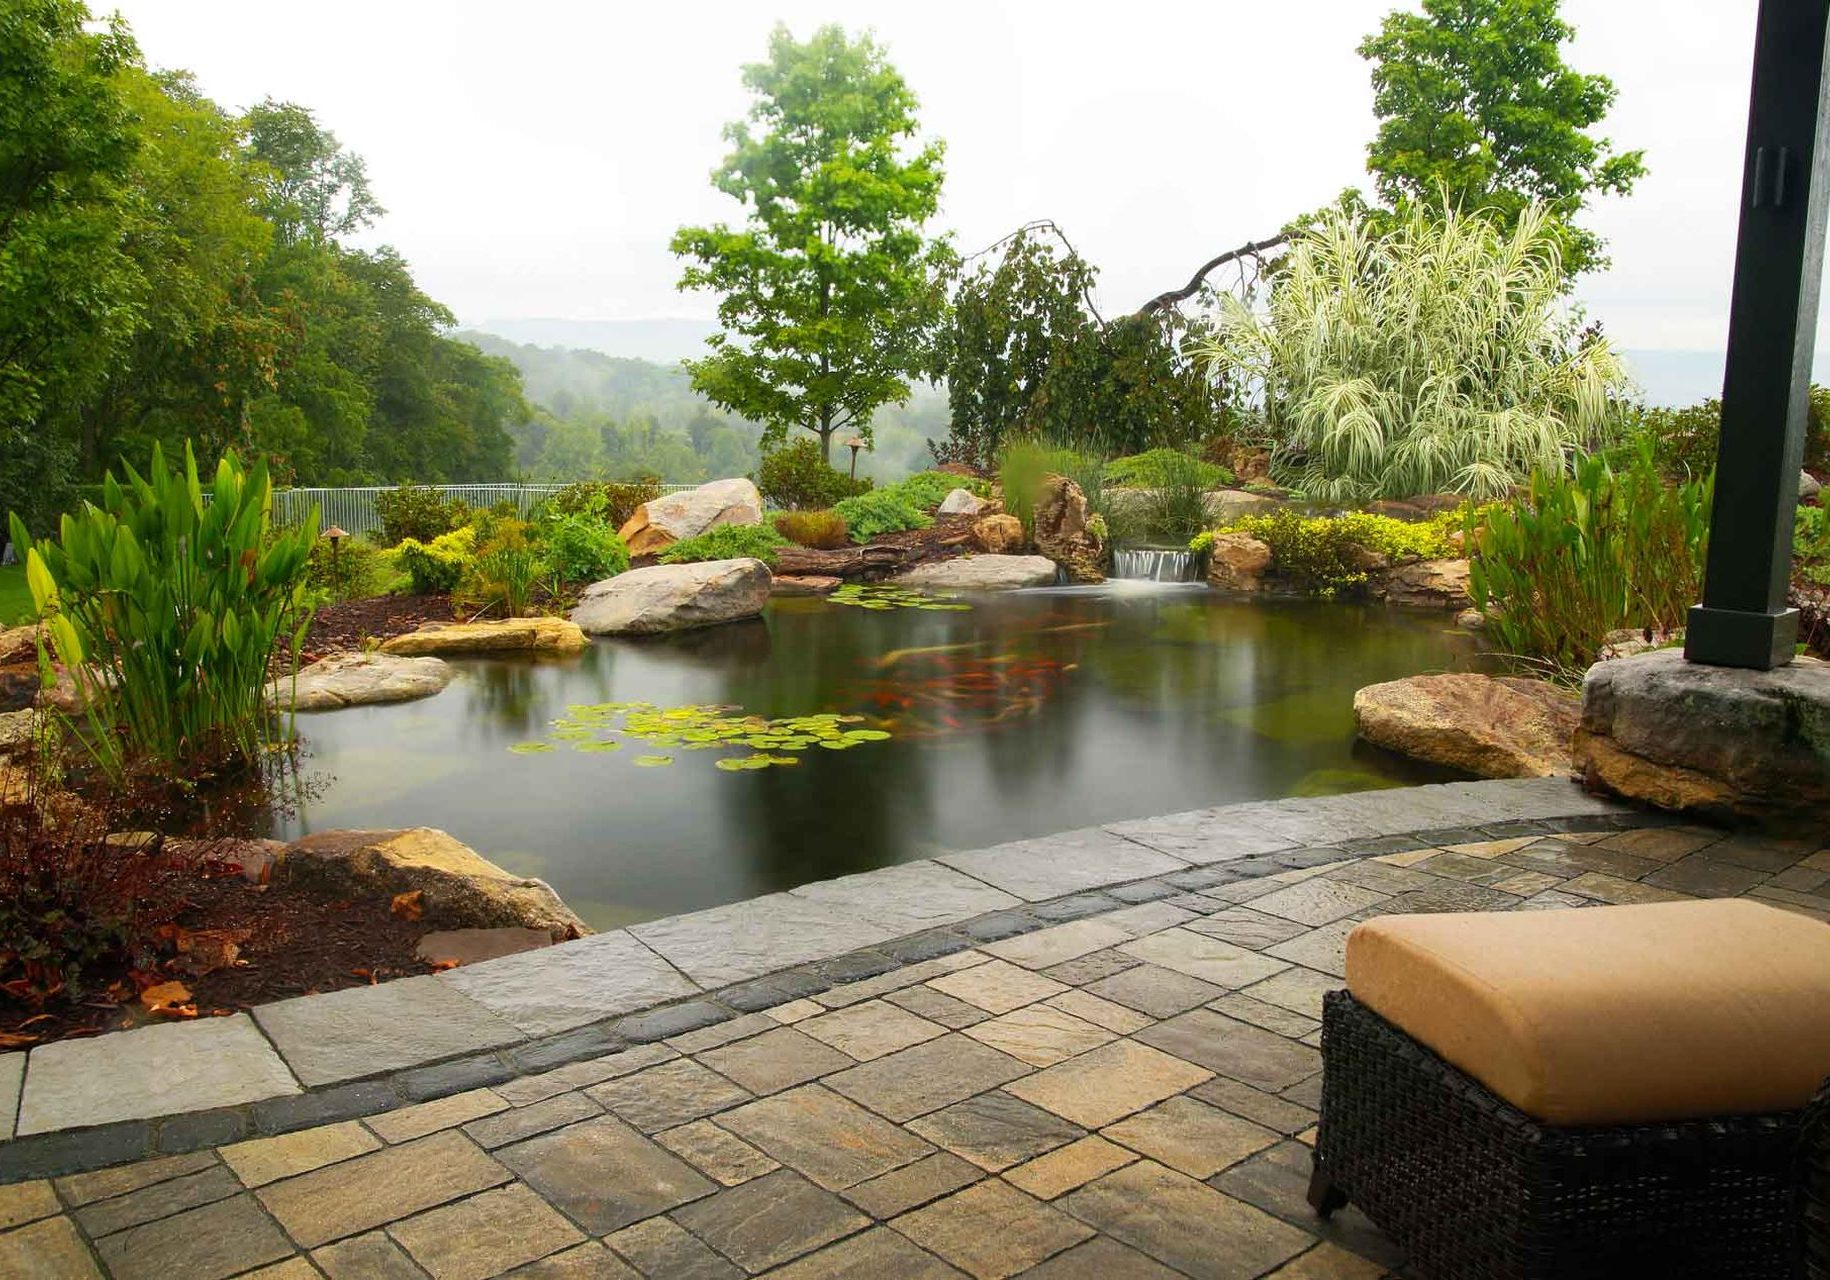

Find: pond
<box><xmin>279</xmin><ymin>586</ymin><xmax>1482</xmax><ymax>929</ymax></box>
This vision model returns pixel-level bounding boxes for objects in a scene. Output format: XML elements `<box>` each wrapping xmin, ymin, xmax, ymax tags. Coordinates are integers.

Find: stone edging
<box><xmin>0</xmin><ymin>778</ymin><xmax>1646</xmax><ymax>1184</ymax></box>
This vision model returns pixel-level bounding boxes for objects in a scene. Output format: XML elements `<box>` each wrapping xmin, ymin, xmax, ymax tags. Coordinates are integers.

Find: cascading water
<box><xmin>1110</xmin><ymin>547</ymin><xmax>1200</xmax><ymax>583</ymax></box>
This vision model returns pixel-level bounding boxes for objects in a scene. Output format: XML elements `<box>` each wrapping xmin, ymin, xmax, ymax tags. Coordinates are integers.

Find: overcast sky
<box><xmin>108</xmin><ymin>0</ymin><xmax>1768</xmax><ymax>354</ymax></box>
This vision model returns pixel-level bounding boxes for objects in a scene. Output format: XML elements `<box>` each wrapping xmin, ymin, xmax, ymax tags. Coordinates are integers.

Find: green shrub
<box><xmin>1796</xmin><ymin>504</ymin><xmax>1830</xmax><ymax>587</ymax></box>
<box><xmin>1219</xmin><ymin>509</ymin><xmax>1465</xmax><ymax>595</ymax></box>
<box><xmin>773</xmin><ymin>509</ymin><xmax>851</xmax><ymax>549</ymax></box>
<box><xmin>541</xmin><ymin>509</ymin><xmax>629</xmax><ymax>586</ymax></box>
<box><xmin>882</xmin><ymin>470</ymin><xmax>991</xmax><ymax>511</ymax></box>
<box><xmin>304</xmin><ymin>535</ymin><xmax>392</xmax><ymax>603</ymax></box>
<box><xmin>1134</xmin><ymin>451</ymin><xmax>1217</xmax><ymax>543</ymax></box>
<box><xmin>833</xmin><ymin>490</ymin><xmax>932</xmax><ymax>544</ymax></box>
<box><xmin>1104</xmin><ymin>448</ymin><xmax>1230</xmax><ymax>490</ymax></box>
<box><xmin>395</xmin><ymin>526</ymin><xmax>477</xmax><ymax>594</ymax></box>
<box><xmin>1632</xmin><ymin>387</ymin><xmax>1830</xmax><ymax>482</ymax></box>
<box><xmin>1471</xmin><ymin>447</ymin><xmax>1711</xmax><ymax>674</ymax></box>
<box><xmin>758</xmin><ymin>439</ymin><xmax>871</xmax><ymax>510</ymax></box>
<box><xmin>658</xmin><ymin>523</ymin><xmax>790</xmax><ymax>566</ymax></box>
<box><xmin>547</xmin><ymin>478</ymin><xmax>662</xmax><ymax>530</ymax></box>
<box><xmin>9</xmin><ymin>443</ymin><xmax>316</xmax><ymax>776</ymax></box>
<box><xmin>374</xmin><ymin>484</ymin><xmax>471</xmax><ymax>546</ymax></box>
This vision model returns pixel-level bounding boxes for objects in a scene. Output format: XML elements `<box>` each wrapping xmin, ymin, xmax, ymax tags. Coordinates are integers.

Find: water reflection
<box><xmin>280</xmin><ymin>589</ymin><xmax>1480</xmax><ymax>928</ymax></box>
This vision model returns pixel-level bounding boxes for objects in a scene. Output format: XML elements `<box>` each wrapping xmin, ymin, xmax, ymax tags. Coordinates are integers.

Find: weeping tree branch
<box><xmin>960</xmin><ymin>218</ymin><xmax>1106</xmax><ymax>326</ymax></box>
<box><xmin>1136</xmin><ymin>235</ymin><xmax>1288</xmax><ymax>317</ymax></box>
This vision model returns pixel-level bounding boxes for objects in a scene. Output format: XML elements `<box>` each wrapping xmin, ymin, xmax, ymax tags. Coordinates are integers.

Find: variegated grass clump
<box><xmin>1205</xmin><ymin>199</ymin><xmax>1629</xmax><ymax>501</ymax></box>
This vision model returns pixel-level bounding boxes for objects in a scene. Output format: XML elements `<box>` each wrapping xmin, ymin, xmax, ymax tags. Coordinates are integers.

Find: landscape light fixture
<box><xmin>845</xmin><ymin>436</ymin><xmax>866</xmax><ymax>480</ymax></box>
<box><xmin>324</xmin><ymin>524</ymin><xmax>349</xmax><ymax>601</ymax></box>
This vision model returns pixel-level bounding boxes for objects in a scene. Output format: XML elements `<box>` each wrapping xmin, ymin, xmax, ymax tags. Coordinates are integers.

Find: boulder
<box><xmin>1575</xmin><ymin>649</ymin><xmax>1830</xmax><ymax>827</ymax></box>
<box><xmin>938</xmin><ymin>488</ymin><xmax>989</xmax><ymax>517</ymax></box>
<box><xmin>1032</xmin><ymin>475</ymin><xmax>1104</xmax><ymax>583</ymax></box>
<box><xmin>380</xmin><ymin>616</ymin><xmax>588</xmax><ymax>657</ymax></box>
<box><xmin>0</xmin><ymin>624</ymin><xmax>38</xmax><ymax>668</ymax></box>
<box><xmin>271</xmin><ymin>651</ymin><xmax>453</xmax><ymax>711</ymax></box>
<box><xmin>1356</xmin><ymin>673</ymin><xmax>1580</xmax><ymax>779</ymax></box>
<box><xmin>1207</xmin><ymin>490</ymin><xmax>1287</xmax><ymax>523</ymax></box>
<box><xmin>971</xmin><ymin>514</ymin><xmax>1026</xmax><ymax>555</ymax></box>
<box><xmin>1367</xmin><ymin>558</ymin><xmax>1473</xmax><ymax>609</ymax></box>
<box><xmin>1803</xmin><ymin>470</ymin><xmax>1823</xmax><ymax>502</ymax></box>
<box><xmin>770</xmin><ymin>574</ymin><xmax>843</xmax><ymax>597</ymax></box>
<box><xmin>278</xmin><ymin>827</ymin><xmax>589</xmax><ymax>940</ymax></box>
<box><xmin>1205</xmin><ymin>533</ymin><xmax>1273</xmax><ymax>593</ymax></box>
<box><xmin>571</xmin><ymin>558</ymin><xmax>772</xmax><ymax>635</ymax></box>
<box><xmin>894</xmin><ymin>555</ymin><xmax>1059</xmax><ymax>591</ymax></box>
<box><xmin>1228</xmin><ymin>445</ymin><xmax>1272</xmax><ymax>484</ymax></box>
<box><xmin>0</xmin><ymin>709</ymin><xmax>38</xmax><ymax>756</ymax></box>
<box><xmin>0</xmin><ymin>624</ymin><xmax>41</xmax><ymax>713</ymax></box>
<box><xmin>618</xmin><ymin>477</ymin><xmax>762</xmax><ymax>557</ymax></box>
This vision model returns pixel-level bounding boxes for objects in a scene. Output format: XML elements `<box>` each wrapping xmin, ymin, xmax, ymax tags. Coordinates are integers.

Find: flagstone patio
<box><xmin>1</xmin><ymin>779</ymin><xmax>1825</xmax><ymax>1278</ymax></box>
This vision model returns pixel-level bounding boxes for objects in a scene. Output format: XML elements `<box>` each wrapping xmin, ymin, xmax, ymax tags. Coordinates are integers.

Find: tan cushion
<box><xmin>1345</xmin><ymin>899</ymin><xmax>1830</xmax><ymax>1126</ymax></box>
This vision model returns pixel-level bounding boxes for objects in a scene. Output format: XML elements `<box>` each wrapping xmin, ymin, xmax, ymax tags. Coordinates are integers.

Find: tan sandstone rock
<box><xmin>972</xmin><ymin>514</ymin><xmax>1026</xmax><ymax>555</ymax></box>
<box><xmin>895</xmin><ymin>555</ymin><xmax>1059</xmax><ymax>591</ymax></box>
<box><xmin>1205</xmin><ymin>533</ymin><xmax>1273</xmax><ymax>593</ymax></box>
<box><xmin>380</xmin><ymin>616</ymin><xmax>588</xmax><ymax>657</ymax></box>
<box><xmin>272</xmin><ymin>651</ymin><xmax>453</xmax><ymax>711</ymax></box>
<box><xmin>1355</xmin><ymin>673</ymin><xmax>1579</xmax><ymax>779</ymax></box>
<box><xmin>770</xmin><ymin>575</ymin><xmax>843</xmax><ymax>597</ymax></box>
<box><xmin>1366</xmin><ymin>558</ymin><xmax>1473</xmax><ymax>609</ymax></box>
<box><xmin>618</xmin><ymin>477</ymin><xmax>762</xmax><ymax>557</ymax></box>
<box><xmin>278</xmin><ymin>828</ymin><xmax>589</xmax><ymax>939</ymax></box>
<box><xmin>1032</xmin><ymin>475</ymin><xmax>1104</xmax><ymax>583</ymax></box>
<box><xmin>571</xmin><ymin>558</ymin><xmax>772</xmax><ymax>634</ymax></box>
<box><xmin>1575</xmin><ymin>649</ymin><xmax>1830</xmax><ymax>828</ymax></box>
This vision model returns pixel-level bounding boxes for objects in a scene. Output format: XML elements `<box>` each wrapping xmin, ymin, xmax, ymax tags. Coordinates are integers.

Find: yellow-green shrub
<box><xmin>1207</xmin><ymin>508</ymin><xmax>1471</xmax><ymax>595</ymax></box>
<box><xmin>394</xmin><ymin>526</ymin><xmax>476</xmax><ymax>594</ymax></box>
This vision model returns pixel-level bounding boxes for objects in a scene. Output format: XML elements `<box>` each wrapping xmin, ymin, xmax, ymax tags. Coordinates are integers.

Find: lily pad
<box><xmin>508</xmin><ymin>742</ymin><xmax>555</xmax><ymax>755</ymax></box>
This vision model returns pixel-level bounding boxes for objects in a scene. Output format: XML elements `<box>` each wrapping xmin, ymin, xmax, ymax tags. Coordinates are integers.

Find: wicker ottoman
<box><xmin>1308</xmin><ymin>899</ymin><xmax>1830</xmax><ymax>1280</ymax></box>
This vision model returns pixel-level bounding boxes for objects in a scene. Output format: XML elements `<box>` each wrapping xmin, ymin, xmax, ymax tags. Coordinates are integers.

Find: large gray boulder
<box><xmin>571</xmin><ymin>558</ymin><xmax>772</xmax><ymax>634</ymax></box>
<box><xmin>1575</xmin><ymin>649</ymin><xmax>1830</xmax><ymax>827</ymax></box>
<box><xmin>270</xmin><ymin>651</ymin><xmax>453</xmax><ymax>711</ymax></box>
<box><xmin>894</xmin><ymin>555</ymin><xmax>1059</xmax><ymax>591</ymax></box>
<box><xmin>938</xmin><ymin>487</ymin><xmax>988</xmax><ymax>516</ymax></box>
<box><xmin>1356</xmin><ymin>673</ymin><xmax>1579</xmax><ymax>779</ymax></box>
<box><xmin>618</xmin><ymin>477</ymin><xmax>762</xmax><ymax>557</ymax></box>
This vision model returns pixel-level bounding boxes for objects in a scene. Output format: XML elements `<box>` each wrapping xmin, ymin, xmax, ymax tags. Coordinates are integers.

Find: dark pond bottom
<box><xmin>277</xmin><ymin>585</ymin><xmax>1484</xmax><ymax>929</ymax></box>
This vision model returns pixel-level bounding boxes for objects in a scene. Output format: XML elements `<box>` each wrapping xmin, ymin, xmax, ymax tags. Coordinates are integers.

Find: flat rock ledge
<box><xmin>770</xmin><ymin>574</ymin><xmax>842</xmax><ymax>597</ymax></box>
<box><xmin>894</xmin><ymin>554</ymin><xmax>1059</xmax><ymax>591</ymax></box>
<box><xmin>571</xmin><ymin>558</ymin><xmax>771</xmax><ymax>635</ymax></box>
<box><xmin>379</xmin><ymin>616</ymin><xmax>587</xmax><ymax>657</ymax></box>
<box><xmin>279</xmin><ymin>828</ymin><xmax>590</xmax><ymax>940</ymax></box>
<box><xmin>1356</xmin><ymin>672</ymin><xmax>1579</xmax><ymax>778</ymax></box>
<box><xmin>270</xmin><ymin>651</ymin><xmax>453</xmax><ymax>711</ymax></box>
<box><xmin>1576</xmin><ymin>649</ymin><xmax>1830</xmax><ymax>827</ymax></box>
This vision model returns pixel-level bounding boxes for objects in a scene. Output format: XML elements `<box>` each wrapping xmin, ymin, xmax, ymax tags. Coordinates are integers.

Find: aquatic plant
<box><xmin>658</xmin><ymin>523</ymin><xmax>790</xmax><ymax>566</ymax></box>
<box><xmin>9</xmin><ymin>443</ymin><xmax>316</xmax><ymax>776</ymax></box>
<box><xmin>510</xmin><ymin>701</ymin><xmax>895</xmax><ymax>771</ymax></box>
<box><xmin>829</xmin><ymin>583</ymin><xmax>970</xmax><ymax>612</ymax></box>
<box><xmin>1134</xmin><ymin>451</ymin><xmax>1214</xmax><ymax>543</ymax></box>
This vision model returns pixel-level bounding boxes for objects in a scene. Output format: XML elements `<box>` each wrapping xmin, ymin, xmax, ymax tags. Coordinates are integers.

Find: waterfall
<box><xmin>1111</xmin><ymin>547</ymin><xmax>1200</xmax><ymax>583</ymax></box>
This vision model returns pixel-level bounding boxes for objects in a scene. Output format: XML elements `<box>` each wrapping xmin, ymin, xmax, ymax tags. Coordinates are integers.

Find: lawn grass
<box><xmin>0</xmin><ymin>563</ymin><xmax>35</xmax><ymax>626</ymax></box>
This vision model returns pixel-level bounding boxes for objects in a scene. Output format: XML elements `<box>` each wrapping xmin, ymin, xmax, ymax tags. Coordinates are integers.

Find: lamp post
<box><xmin>845</xmin><ymin>436</ymin><xmax>866</xmax><ymax>481</ymax></box>
<box><xmin>324</xmin><ymin>525</ymin><xmax>348</xmax><ymax>602</ymax></box>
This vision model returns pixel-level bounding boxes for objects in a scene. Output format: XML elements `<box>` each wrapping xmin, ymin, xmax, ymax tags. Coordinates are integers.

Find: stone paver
<box><xmin>441</xmin><ymin>930</ymin><xmax>702</xmax><ymax>1038</ymax></box>
<box><xmin>388</xmin><ymin>1184</ymin><xmax>583</xmax><ymax>1279</ymax></box>
<box><xmin>12</xmin><ymin>789</ymin><xmax>1814</xmax><ymax>1280</ymax></box>
<box><xmin>253</xmin><ymin>977</ymin><xmax>522</xmax><ymax>1088</ymax></box>
<box><xmin>0</xmin><ymin>1053</ymin><xmax>22</xmax><ymax>1142</ymax></box>
<box><xmin>937</xmin><ymin>828</ymin><xmax>1187</xmax><ymax>902</ymax></box>
<box><xmin>18</xmin><ymin>1015</ymin><xmax>299</xmax><ymax>1134</ymax></box>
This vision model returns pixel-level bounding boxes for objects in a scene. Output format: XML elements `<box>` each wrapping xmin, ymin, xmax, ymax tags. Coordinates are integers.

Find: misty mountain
<box><xmin>465</xmin><ymin>317</ymin><xmax>718</xmax><ymax>365</ymax></box>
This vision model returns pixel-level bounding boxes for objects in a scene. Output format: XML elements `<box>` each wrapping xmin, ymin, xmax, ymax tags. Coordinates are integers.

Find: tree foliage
<box><xmin>1358</xmin><ymin>0</ymin><xmax>1645</xmax><ymax>276</ymax></box>
<box><xmin>1208</xmin><ymin>200</ymin><xmax>1628</xmax><ymax>501</ymax></box>
<box><xmin>930</xmin><ymin>226</ymin><xmax>1230</xmax><ymax>465</ymax></box>
<box><xmin>672</xmin><ymin>25</ymin><xmax>950</xmax><ymax>461</ymax></box>
<box><xmin>0</xmin><ymin>2</ymin><xmax>527</xmax><ymax>533</ymax></box>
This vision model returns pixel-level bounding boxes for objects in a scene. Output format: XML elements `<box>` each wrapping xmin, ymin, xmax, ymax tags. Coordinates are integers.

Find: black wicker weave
<box><xmin>1806</xmin><ymin>1077</ymin><xmax>1830</xmax><ymax>1280</ymax></box>
<box><xmin>1309</xmin><ymin>990</ymin><xmax>1804</xmax><ymax>1279</ymax></box>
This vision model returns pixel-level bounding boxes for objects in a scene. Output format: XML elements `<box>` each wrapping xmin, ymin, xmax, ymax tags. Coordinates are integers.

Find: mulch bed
<box><xmin>303</xmin><ymin>592</ymin><xmax>454</xmax><ymax>656</ymax></box>
<box><xmin>0</xmin><ymin>865</ymin><xmax>439</xmax><ymax>1048</ymax></box>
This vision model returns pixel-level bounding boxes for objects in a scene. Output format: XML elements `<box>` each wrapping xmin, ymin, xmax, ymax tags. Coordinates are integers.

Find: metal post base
<box><xmin>1683</xmin><ymin>604</ymin><xmax>1800</xmax><ymax>670</ymax></box>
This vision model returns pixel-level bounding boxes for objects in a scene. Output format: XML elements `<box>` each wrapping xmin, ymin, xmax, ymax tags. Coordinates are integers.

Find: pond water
<box><xmin>278</xmin><ymin>586</ymin><xmax>1482</xmax><ymax>929</ymax></box>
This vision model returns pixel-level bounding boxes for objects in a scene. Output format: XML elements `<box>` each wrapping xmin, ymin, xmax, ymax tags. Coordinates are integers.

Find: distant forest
<box><xmin>461</xmin><ymin>332</ymin><xmax>950</xmax><ymax>486</ymax></box>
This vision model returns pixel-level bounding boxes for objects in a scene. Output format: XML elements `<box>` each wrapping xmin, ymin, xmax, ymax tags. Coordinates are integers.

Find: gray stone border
<box><xmin>0</xmin><ymin>778</ymin><xmax>1658</xmax><ymax>1184</ymax></box>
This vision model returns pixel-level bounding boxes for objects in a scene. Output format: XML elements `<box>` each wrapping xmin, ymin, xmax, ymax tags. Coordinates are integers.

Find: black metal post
<box><xmin>1686</xmin><ymin>0</ymin><xmax>1830</xmax><ymax>669</ymax></box>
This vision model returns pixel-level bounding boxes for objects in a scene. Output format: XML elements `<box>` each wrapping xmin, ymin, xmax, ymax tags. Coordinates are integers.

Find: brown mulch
<box><xmin>0</xmin><ymin>867</ymin><xmax>439</xmax><ymax>1048</ymax></box>
<box><xmin>303</xmin><ymin>592</ymin><xmax>454</xmax><ymax>656</ymax></box>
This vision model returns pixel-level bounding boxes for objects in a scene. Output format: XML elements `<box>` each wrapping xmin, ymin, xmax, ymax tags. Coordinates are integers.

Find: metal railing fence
<box><xmin>269</xmin><ymin>483</ymin><xmax>697</xmax><ymax>537</ymax></box>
